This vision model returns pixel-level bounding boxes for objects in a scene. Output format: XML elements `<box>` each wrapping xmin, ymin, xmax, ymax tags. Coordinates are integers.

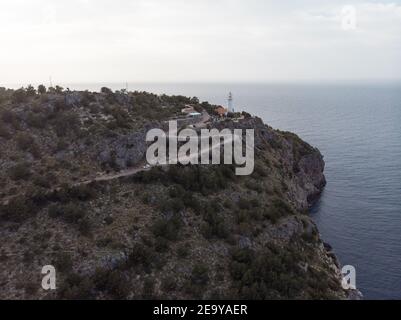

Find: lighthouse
<box><xmin>228</xmin><ymin>92</ymin><xmax>234</xmax><ymax>113</ymax></box>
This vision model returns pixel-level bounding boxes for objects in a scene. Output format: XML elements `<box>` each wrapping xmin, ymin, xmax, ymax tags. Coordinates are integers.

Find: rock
<box><xmin>55</xmin><ymin>150</ymin><xmax>70</xmax><ymax>162</ymax></box>
<box><xmin>214</xmin><ymin>116</ymin><xmax>326</xmax><ymax>211</ymax></box>
<box><xmin>65</xmin><ymin>93</ymin><xmax>82</xmax><ymax>106</ymax></box>
<box><xmin>101</xmin><ymin>252</ymin><xmax>127</xmax><ymax>270</ymax></box>
<box><xmin>298</xmin><ymin>262</ymin><xmax>309</xmax><ymax>272</ymax></box>
<box><xmin>303</xmin><ymin>219</ymin><xmax>316</xmax><ymax>236</ymax></box>
<box><xmin>323</xmin><ymin>242</ymin><xmax>333</xmax><ymax>252</ymax></box>
<box><xmin>96</xmin><ymin>122</ymin><xmax>161</xmax><ymax>169</ymax></box>
<box><xmin>272</xmin><ymin>216</ymin><xmax>304</xmax><ymax>241</ymax></box>
<box><xmin>238</xmin><ymin>236</ymin><xmax>252</xmax><ymax>249</ymax></box>
<box><xmin>347</xmin><ymin>289</ymin><xmax>364</xmax><ymax>300</ymax></box>
<box><xmin>213</xmin><ymin>243</ymin><xmax>229</xmax><ymax>256</ymax></box>
<box><xmin>114</xmin><ymin>92</ymin><xmax>130</xmax><ymax>105</ymax></box>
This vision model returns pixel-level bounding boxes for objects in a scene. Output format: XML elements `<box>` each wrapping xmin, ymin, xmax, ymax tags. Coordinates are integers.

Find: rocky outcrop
<box><xmin>288</xmin><ymin>150</ymin><xmax>326</xmax><ymax>211</ymax></box>
<box><xmin>96</xmin><ymin>122</ymin><xmax>161</xmax><ymax>169</ymax></box>
<box><xmin>216</xmin><ymin>116</ymin><xmax>326</xmax><ymax>210</ymax></box>
<box><xmin>218</xmin><ymin>117</ymin><xmax>349</xmax><ymax>298</ymax></box>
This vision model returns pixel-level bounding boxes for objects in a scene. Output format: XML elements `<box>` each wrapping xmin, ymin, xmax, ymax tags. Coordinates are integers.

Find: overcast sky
<box><xmin>0</xmin><ymin>0</ymin><xmax>400</xmax><ymax>85</ymax></box>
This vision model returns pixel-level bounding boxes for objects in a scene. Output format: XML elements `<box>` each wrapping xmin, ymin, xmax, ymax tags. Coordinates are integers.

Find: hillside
<box><xmin>0</xmin><ymin>86</ymin><xmax>347</xmax><ymax>299</ymax></box>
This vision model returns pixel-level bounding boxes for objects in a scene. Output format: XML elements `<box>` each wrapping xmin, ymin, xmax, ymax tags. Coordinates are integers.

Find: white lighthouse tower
<box><xmin>228</xmin><ymin>92</ymin><xmax>234</xmax><ymax>113</ymax></box>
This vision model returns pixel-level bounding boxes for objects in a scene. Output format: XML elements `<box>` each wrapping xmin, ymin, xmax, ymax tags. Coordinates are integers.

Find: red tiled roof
<box><xmin>215</xmin><ymin>106</ymin><xmax>227</xmax><ymax>116</ymax></box>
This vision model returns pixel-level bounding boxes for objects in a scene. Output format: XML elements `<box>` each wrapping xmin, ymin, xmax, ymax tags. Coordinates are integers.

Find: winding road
<box><xmin>2</xmin><ymin>110</ymin><xmax>247</xmax><ymax>205</ymax></box>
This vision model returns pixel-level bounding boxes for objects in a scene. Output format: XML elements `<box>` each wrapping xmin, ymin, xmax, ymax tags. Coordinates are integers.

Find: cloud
<box><xmin>0</xmin><ymin>0</ymin><xmax>400</xmax><ymax>84</ymax></box>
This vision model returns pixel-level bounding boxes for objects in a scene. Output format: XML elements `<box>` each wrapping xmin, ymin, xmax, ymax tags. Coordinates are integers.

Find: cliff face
<box><xmin>96</xmin><ymin>121</ymin><xmax>160</xmax><ymax>170</ymax></box>
<box><xmin>0</xmin><ymin>88</ymin><xmax>346</xmax><ymax>300</ymax></box>
<box><xmin>215</xmin><ymin>117</ymin><xmax>327</xmax><ymax>211</ymax></box>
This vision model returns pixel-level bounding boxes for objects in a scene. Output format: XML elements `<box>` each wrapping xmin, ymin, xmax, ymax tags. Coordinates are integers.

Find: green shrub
<box><xmin>51</xmin><ymin>184</ymin><xmax>97</xmax><ymax>203</ymax></box>
<box><xmin>78</xmin><ymin>218</ymin><xmax>92</xmax><ymax>236</ymax></box>
<box><xmin>93</xmin><ymin>269</ymin><xmax>130</xmax><ymax>299</ymax></box>
<box><xmin>154</xmin><ymin>236</ymin><xmax>169</xmax><ymax>253</ymax></box>
<box><xmin>250</xmin><ymin>199</ymin><xmax>260</xmax><ymax>208</ymax></box>
<box><xmin>88</xmin><ymin>103</ymin><xmax>100</xmax><ymax>114</ymax></box>
<box><xmin>67</xmin><ymin>184</ymin><xmax>97</xmax><ymax>201</ymax></box>
<box><xmin>200</xmin><ymin>202</ymin><xmax>229</xmax><ymax>239</ymax></box>
<box><xmin>26</xmin><ymin>112</ymin><xmax>46</xmax><ymax>129</ymax></box>
<box><xmin>237</xmin><ymin>198</ymin><xmax>252</xmax><ymax>210</ymax></box>
<box><xmin>272</xmin><ymin>198</ymin><xmax>294</xmax><ymax>216</ymax></box>
<box><xmin>0</xmin><ymin>197</ymin><xmax>35</xmax><ymax>223</ymax></box>
<box><xmin>151</xmin><ymin>214</ymin><xmax>182</xmax><ymax>241</ymax></box>
<box><xmin>104</xmin><ymin>216</ymin><xmax>114</xmax><ymax>225</ymax></box>
<box><xmin>177</xmin><ymin>245</ymin><xmax>190</xmax><ymax>258</ymax></box>
<box><xmin>9</xmin><ymin>163</ymin><xmax>31</xmax><ymax>181</ymax></box>
<box><xmin>54</xmin><ymin>252</ymin><xmax>73</xmax><ymax>273</ymax></box>
<box><xmin>62</xmin><ymin>203</ymin><xmax>86</xmax><ymax>224</ymax></box>
<box><xmin>37</xmin><ymin>85</ymin><xmax>47</xmax><ymax>95</ymax></box>
<box><xmin>161</xmin><ymin>276</ymin><xmax>177</xmax><ymax>292</ymax></box>
<box><xmin>52</xmin><ymin>112</ymin><xmax>80</xmax><ymax>137</ymax></box>
<box><xmin>245</xmin><ymin>180</ymin><xmax>263</xmax><ymax>193</ymax></box>
<box><xmin>191</xmin><ymin>264</ymin><xmax>209</xmax><ymax>286</ymax></box>
<box><xmin>16</xmin><ymin>132</ymin><xmax>35</xmax><ymax>151</ymax></box>
<box><xmin>142</xmin><ymin>278</ymin><xmax>156</xmax><ymax>299</ymax></box>
<box><xmin>25</xmin><ymin>85</ymin><xmax>36</xmax><ymax>96</ymax></box>
<box><xmin>32</xmin><ymin>174</ymin><xmax>51</xmax><ymax>188</ymax></box>
<box><xmin>0</xmin><ymin>122</ymin><xmax>11</xmax><ymax>139</ymax></box>
<box><xmin>269</xmin><ymin>139</ymin><xmax>282</xmax><ymax>150</ymax></box>
<box><xmin>96</xmin><ymin>237</ymin><xmax>113</xmax><ymax>248</ymax></box>
<box><xmin>201</xmin><ymin>216</ymin><xmax>229</xmax><ymax>240</ymax></box>
<box><xmin>263</xmin><ymin>209</ymin><xmax>281</xmax><ymax>224</ymax></box>
<box><xmin>12</xmin><ymin>88</ymin><xmax>28</xmax><ymax>103</ymax></box>
<box><xmin>186</xmin><ymin>196</ymin><xmax>202</xmax><ymax>214</ymax></box>
<box><xmin>253</xmin><ymin>163</ymin><xmax>268</xmax><ymax>178</ymax></box>
<box><xmin>48</xmin><ymin>85</ymin><xmax>64</xmax><ymax>94</ymax></box>
<box><xmin>56</xmin><ymin>139</ymin><xmax>69</xmax><ymax>151</ymax></box>
<box><xmin>227</xmin><ymin>244</ymin><xmax>326</xmax><ymax>299</ymax></box>
<box><xmin>234</xmin><ymin>210</ymin><xmax>250</xmax><ymax>224</ymax></box>
<box><xmin>141</xmin><ymin>193</ymin><xmax>151</xmax><ymax>204</ymax></box>
<box><xmin>101</xmin><ymin>87</ymin><xmax>113</xmax><ymax>95</ymax></box>
<box><xmin>1</xmin><ymin>109</ymin><xmax>20</xmax><ymax>129</ymax></box>
<box><xmin>135</xmin><ymin>165</ymin><xmax>235</xmax><ymax>195</ymax></box>
<box><xmin>48</xmin><ymin>203</ymin><xmax>86</xmax><ymax>225</ymax></box>
<box><xmin>24</xmin><ymin>282</ymin><xmax>38</xmax><ymax>296</ymax></box>
<box><xmin>168</xmin><ymin>185</ymin><xmax>185</xmax><ymax>198</ymax></box>
<box><xmin>127</xmin><ymin>243</ymin><xmax>154</xmax><ymax>271</ymax></box>
<box><xmin>223</xmin><ymin>199</ymin><xmax>234</xmax><ymax>209</ymax></box>
<box><xmin>159</xmin><ymin>197</ymin><xmax>185</xmax><ymax>213</ymax></box>
<box><xmin>58</xmin><ymin>275</ymin><xmax>94</xmax><ymax>300</ymax></box>
<box><xmin>48</xmin><ymin>203</ymin><xmax>63</xmax><ymax>218</ymax></box>
<box><xmin>109</xmin><ymin>106</ymin><xmax>131</xmax><ymax>128</ymax></box>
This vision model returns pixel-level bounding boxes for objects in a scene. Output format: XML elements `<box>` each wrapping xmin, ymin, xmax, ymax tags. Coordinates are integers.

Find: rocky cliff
<box><xmin>0</xmin><ymin>87</ymin><xmax>347</xmax><ymax>300</ymax></box>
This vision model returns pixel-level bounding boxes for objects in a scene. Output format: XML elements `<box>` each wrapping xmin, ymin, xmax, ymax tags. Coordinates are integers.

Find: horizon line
<box><xmin>2</xmin><ymin>78</ymin><xmax>401</xmax><ymax>88</ymax></box>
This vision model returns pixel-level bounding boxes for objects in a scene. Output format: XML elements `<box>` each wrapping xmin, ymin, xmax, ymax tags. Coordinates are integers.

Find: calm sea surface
<box><xmin>16</xmin><ymin>82</ymin><xmax>401</xmax><ymax>299</ymax></box>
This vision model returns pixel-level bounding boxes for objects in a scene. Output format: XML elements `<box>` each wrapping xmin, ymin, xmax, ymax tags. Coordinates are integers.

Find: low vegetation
<box><xmin>0</xmin><ymin>86</ymin><xmax>344</xmax><ymax>300</ymax></box>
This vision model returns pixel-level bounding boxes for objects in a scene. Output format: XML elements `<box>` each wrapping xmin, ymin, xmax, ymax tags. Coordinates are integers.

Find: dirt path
<box><xmin>1</xmin><ymin>111</ymin><xmax>213</xmax><ymax>205</ymax></box>
<box><xmin>82</xmin><ymin>110</ymin><xmax>212</xmax><ymax>183</ymax></box>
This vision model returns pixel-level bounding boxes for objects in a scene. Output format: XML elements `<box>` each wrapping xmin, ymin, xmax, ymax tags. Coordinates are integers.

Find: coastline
<box><xmin>0</xmin><ymin>88</ymin><xmax>354</xmax><ymax>299</ymax></box>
